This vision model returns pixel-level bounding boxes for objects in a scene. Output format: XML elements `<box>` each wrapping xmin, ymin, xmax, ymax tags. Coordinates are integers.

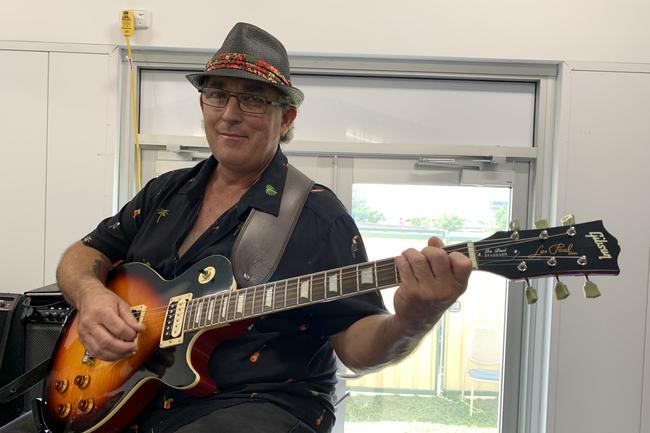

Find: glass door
<box><xmin>296</xmin><ymin>156</ymin><xmax>531</xmax><ymax>433</ymax></box>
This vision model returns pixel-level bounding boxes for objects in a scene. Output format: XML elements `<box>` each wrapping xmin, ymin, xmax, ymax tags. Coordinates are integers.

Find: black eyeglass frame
<box><xmin>199</xmin><ymin>88</ymin><xmax>287</xmax><ymax>114</ymax></box>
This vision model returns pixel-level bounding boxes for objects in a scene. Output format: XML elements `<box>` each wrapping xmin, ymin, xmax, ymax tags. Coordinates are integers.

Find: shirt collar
<box><xmin>238</xmin><ymin>148</ymin><xmax>287</xmax><ymax>216</ymax></box>
<box><xmin>180</xmin><ymin>147</ymin><xmax>288</xmax><ymax>217</ymax></box>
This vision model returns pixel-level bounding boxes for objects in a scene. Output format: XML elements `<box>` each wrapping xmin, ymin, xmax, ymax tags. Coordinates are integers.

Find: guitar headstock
<box><xmin>472</xmin><ymin>219</ymin><xmax>620</xmax><ymax>303</ymax></box>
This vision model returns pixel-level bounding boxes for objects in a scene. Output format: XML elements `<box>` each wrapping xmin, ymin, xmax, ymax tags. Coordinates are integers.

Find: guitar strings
<box><xmin>127</xmin><ymin>230</ymin><xmax>580</xmax><ymax>325</ymax></box>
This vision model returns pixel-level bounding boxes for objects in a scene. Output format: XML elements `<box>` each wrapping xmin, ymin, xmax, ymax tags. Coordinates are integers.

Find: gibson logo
<box><xmin>586</xmin><ymin>232</ymin><xmax>612</xmax><ymax>259</ymax></box>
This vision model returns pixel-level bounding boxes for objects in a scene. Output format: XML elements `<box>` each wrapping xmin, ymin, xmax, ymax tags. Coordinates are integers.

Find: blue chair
<box><xmin>462</xmin><ymin>326</ymin><xmax>502</xmax><ymax>415</ymax></box>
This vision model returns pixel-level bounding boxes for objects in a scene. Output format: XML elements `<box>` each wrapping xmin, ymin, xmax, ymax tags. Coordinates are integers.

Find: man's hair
<box><xmin>280</xmin><ymin>120</ymin><xmax>294</xmax><ymax>144</ymax></box>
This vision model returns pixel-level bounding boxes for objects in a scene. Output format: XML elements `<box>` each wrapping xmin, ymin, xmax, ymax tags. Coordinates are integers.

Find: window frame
<box><xmin>118</xmin><ymin>49</ymin><xmax>560</xmax><ymax>433</ymax></box>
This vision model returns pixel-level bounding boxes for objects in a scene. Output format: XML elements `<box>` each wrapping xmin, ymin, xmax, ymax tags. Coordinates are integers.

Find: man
<box><xmin>27</xmin><ymin>23</ymin><xmax>471</xmax><ymax>433</ymax></box>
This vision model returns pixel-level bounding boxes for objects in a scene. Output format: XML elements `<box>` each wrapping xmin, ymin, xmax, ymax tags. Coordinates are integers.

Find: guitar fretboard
<box><xmin>182</xmin><ymin>257</ymin><xmax>400</xmax><ymax>332</ymax></box>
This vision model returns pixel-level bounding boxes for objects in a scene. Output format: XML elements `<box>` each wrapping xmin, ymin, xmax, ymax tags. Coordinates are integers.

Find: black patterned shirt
<box><xmin>83</xmin><ymin>148</ymin><xmax>387</xmax><ymax>431</ymax></box>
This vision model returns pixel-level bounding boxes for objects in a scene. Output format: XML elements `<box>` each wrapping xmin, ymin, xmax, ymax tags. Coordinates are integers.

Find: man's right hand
<box><xmin>76</xmin><ymin>284</ymin><xmax>145</xmax><ymax>361</ymax></box>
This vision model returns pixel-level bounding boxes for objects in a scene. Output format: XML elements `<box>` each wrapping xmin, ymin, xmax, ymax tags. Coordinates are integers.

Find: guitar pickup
<box><xmin>160</xmin><ymin>294</ymin><xmax>192</xmax><ymax>348</ymax></box>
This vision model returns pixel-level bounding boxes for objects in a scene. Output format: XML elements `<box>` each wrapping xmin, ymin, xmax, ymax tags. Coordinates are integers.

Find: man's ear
<box><xmin>282</xmin><ymin>107</ymin><xmax>297</xmax><ymax>129</ymax></box>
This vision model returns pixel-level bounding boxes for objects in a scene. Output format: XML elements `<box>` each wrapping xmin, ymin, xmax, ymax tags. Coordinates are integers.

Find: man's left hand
<box><xmin>393</xmin><ymin>236</ymin><xmax>472</xmax><ymax>335</ymax></box>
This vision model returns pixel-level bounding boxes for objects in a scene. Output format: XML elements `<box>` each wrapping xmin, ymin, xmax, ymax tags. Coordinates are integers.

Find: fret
<box><xmin>269</xmin><ymin>282</ymin><xmax>286</xmax><ymax>311</ymax></box>
<box><xmin>312</xmin><ymin>272</ymin><xmax>325</xmax><ymax>301</ymax></box>
<box><xmin>244</xmin><ymin>288</ymin><xmax>254</xmax><ymax>318</ymax></box>
<box><xmin>194</xmin><ymin>298</ymin><xmax>204</xmax><ymax>326</ymax></box>
<box><xmin>201</xmin><ymin>297</ymin><xmax>210</xmax><ymax>327</ymax></box>
<box><xmin>251</xmin><ymin>286</ymin><xmax>259</xmax><ymax>315</ymax></box>
<box><xmin>268</xmin><ymin>282</ymin><xmax>280</xmax><ymax>312</ymax></box>
<box><xmin>211</xmin><ymin>295</ymin><xmax>222</xmax><ymax>325</ymax></box>
<box><xmin>252</xmin><ymin>285</ymin><xmax>264</xmax><ymax>315</ymax></box>
<box><xmin>341</xmin><ymin>265</ymin><xmax>357</xmax><ymax>295</ymax></box>
<box><xmin>182</xmin><ymin>300</ymin><xmax>192</xmax><ymax>331</ymax></box>
<box><xmin>281</xmin><ymin>280</ymin><xmax>288</xmax><ymax>309</ymax></box>
<box><xmin>298</xmin><ymin>277</ymin><xmax>311</xmax><ymax>304</ymax></box>
<box><xmin>226</xmin><ymin>291</ymin><xmax>238</xmax><ymax>321</ymax></box>
<box><xmin>286</xmin><ymin>278</ymin><xmax>298</xmax><ymax>307</ymax></box>
<box><xmin>377</xmin><ymin>258</ymin><xmax>398</xmax><ymax>288</ymax></box>
<box><xmin>207</xmin><ymin>296</ymin><xmax>215</xmax><ymax>323</ymax></box>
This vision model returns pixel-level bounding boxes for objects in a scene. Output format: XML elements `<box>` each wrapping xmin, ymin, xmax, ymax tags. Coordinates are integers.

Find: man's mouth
<box><xmin>218</xmin><ymin>131</ymin><xmax>247</xmax><ymax>139</ymax></box>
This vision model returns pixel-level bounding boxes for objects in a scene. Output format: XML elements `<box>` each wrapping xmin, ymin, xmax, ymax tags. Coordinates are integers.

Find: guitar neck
<box><xmin>183</xmin><ymin>255</ymin><xmax>409</xmax><ymax>332</ymax></box>
<box><xmin>180</xmin><ymin>218</ymin><xmax>622</xmax><ymax>332</ymax></box>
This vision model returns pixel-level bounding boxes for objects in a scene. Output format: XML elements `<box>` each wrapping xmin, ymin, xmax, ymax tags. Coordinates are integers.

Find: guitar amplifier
<box><xmin>22</xmin><ymin>284</ymin><xmax>71</xmax><ymax>409</ymax></box>
<box><xmin>0</xmin><ymin>293</ymin><xmax>26</xmax><ymax>426</ymax></box>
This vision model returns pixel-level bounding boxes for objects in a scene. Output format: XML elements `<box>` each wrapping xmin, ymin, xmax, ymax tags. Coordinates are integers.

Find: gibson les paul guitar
<box><xmin>37</xmin><ymin>219</ymin><xmax>620</xmax><ymax>433</ymax></box>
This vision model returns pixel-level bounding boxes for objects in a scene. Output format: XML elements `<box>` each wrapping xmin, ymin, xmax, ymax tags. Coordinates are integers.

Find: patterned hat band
<box><xmin>205</xmin><ymin>53</ymin><xmax>291</xmax><ymax>87</ymax></box>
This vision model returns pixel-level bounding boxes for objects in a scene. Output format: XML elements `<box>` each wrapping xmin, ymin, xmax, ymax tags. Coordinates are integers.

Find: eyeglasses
<box><xmin>200</xmin><ymin>88</ymin><xmax>285</xmax><ymax>114</ymax></box>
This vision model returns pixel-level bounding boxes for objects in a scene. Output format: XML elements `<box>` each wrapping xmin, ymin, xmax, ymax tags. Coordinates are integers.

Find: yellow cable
<box><xmin>126</xmin><ymin>36</ymin><xmax>142</xmax><ymax>191</ymax></box>
<box><xmin>121</xmin><ymin>10</ymin><xmax>142</xmax><ymax>191</ymax></box>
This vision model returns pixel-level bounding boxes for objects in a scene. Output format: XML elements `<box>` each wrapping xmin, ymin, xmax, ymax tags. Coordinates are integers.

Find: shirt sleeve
<box><xmin>81</xmin><ymin>175</ymin><xmax>168</xmax><ymax>264</ymax></box>
<box><xmin>305</xmin><ymin>214</ymin><xmax>388</xmax><ymax>336</ymax></box>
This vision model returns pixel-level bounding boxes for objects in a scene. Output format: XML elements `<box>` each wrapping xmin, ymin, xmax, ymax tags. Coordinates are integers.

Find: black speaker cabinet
<box><xmin>21</xmin><ymin>285</ymin><xmax>70</xmax><ymax>410</ymax></box>
<box><xmin>0</xmin><ymin>293</ymin><xmax>26</xmax><ymax>426</ymax></box>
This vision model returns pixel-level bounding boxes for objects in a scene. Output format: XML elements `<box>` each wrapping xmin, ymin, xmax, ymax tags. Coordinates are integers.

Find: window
<box><xmin>122</xmin><ymin>53</ymin><xmax>556</xmax><ymax>433</ymax></box>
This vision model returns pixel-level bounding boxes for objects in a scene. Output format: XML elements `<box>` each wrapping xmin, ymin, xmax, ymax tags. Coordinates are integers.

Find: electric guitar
<box><xmin>37</xmin><ymin>219</ymin><xmax>620</xmax><ymax>433</ymax></box>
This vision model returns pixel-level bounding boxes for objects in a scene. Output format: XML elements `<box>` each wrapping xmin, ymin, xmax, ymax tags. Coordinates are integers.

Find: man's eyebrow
<box><xmin>242</xmin><ymin>83</ymin><xmax>267</xmax><ymax>94</ymax></box>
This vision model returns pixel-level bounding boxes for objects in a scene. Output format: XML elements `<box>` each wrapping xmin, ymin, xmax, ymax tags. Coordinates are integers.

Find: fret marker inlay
<box><xmin>361</xmin><ymin>267</ymin><xmax>374</xmax><ymax>285</ymax></box>
<box><xmin>194</xmin><ymin>302</ymin><xmax>203</xmax><ymax>325</ymax></box>
<box><xmin>207</xmin><ymin>298</ymin><xmax>215</xmax><ymax>321</ymax></box>
<box><xmin>300</xmin><ymin>280</ymin><xmax>310</xmax><ymax>299</ymax></box>
<box><xmin>220</xmin><ymin>296</ymin><xmax>228</xmax><ymax>319</ymax></box>
<box><xmin>328</xmin><ymin>275</ymin><xmax>339</xmax><ymax>293</ymax></box>
<box><xmin>265</xmin><ymin>286</ymin><xmax>273</xmax><ymax>308</ymax></box>
<box><xmin>236</xmin><ymin>293</ymin><xmax>245</xmax><ymax>314</ymax></box>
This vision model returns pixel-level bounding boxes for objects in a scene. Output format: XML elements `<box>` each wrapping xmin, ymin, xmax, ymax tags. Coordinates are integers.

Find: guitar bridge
<box><xmin>160</xmin><ymin>293</ymin><xmax>192</xmax><ymax>348</ymax></box>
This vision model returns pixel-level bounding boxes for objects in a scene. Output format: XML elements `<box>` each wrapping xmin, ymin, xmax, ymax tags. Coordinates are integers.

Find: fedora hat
<box><xmin>186</xmin><ymin>22</ymin><xmax>304</xmax><ymax>106</ymax></box>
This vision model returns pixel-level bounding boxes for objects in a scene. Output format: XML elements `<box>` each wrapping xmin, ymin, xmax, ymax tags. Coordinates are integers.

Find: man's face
<box><xmin>200</xmin><ymin>76</ymin><xmax>296</xmax><ymax>174</ymax></box>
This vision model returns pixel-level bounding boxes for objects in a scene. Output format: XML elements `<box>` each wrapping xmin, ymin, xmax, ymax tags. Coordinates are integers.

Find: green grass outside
<box><xmin>344</xmin><ymin>392</ymin><xmax>499</xmax><ymax>428</ymax></box>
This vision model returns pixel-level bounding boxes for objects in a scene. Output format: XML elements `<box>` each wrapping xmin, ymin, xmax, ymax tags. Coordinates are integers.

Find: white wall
<box><xmin>0</xmin><ymin>45</ymin><xmax>118</xmax><ymax>293</ymax></box>
<box><xmin>550</xmin><ymin>63</ymin><xmax>650</xmax><ymax>433</ymax></box>
<box><xmin>1</xmin><ymin>0</ymin><xmax>649</xmax><ymax>63</ymax></box>
<box><xmin>0</xmin><ymin>2</ymin><xmax>649</xmax><ymax>433</ymax></box>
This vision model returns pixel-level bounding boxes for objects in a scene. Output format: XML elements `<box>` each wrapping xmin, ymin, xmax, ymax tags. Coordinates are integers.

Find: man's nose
<box><xmin>221</xmin><ymin>94</ymin><xmax>243</xmax><ymax>119</ymax></box>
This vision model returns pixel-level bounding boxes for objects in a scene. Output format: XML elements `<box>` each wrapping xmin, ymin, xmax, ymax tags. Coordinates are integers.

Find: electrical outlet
<box><xmin>133</xmin><ymin>10</ymin><xmax>151</xmax><ymax>29</ymax></box>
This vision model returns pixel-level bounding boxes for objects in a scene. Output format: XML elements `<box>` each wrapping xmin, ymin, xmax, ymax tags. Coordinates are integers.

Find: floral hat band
<box><xmin>186</xmin><ymin>22</ymin><xmax>304</xmax><ymax>106</ymax></box>
<box><xmin>205</xmin><ymin>53</ymin><xmax>291</xmax><ymax>87</ymax></box>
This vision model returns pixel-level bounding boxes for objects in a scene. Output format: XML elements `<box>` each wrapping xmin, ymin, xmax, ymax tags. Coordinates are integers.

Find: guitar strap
<box><xmin>231</xmin><ymin>163</ymin><xmax>314</xmax><ymax>287</ymax></box>
<box><xmin>0</xmin><ymin>358</ymin><xmax>48</xmax><ymax>404</ymax></box>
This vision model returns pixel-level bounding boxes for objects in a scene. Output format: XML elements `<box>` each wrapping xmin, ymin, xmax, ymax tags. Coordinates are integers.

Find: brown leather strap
<box><xmin>231</xmin><ymin>164</ymin><xmax>314</xmax><ymax>287</ymax></box>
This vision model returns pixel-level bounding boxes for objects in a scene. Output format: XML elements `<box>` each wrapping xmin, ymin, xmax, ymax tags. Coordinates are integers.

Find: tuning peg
<box><xmin>524</xmin><ymin>279</ymin><xmax>538</xmax><ymax>304</ymax></box>
<box><xmin>534</xmin><ymin>219</ymin><xmax>549</xmax><ymax>229</ymax></box>
<box><xmin>509</xmin><ymin>219</ymin><xmax>521</xmax><ymax>231</ymax></box>
<box><xmin>561</xmin><ymin>214</ymin><xmax>576</xmax><ymax>226</ymax></box>
<box><xmin>583</xmin><ymin>276</ymin><xmax>602</xmax><ymax>299</ymax></box>
<box><xmin>554</xmin><ymin>277</ymin><xmax>570</xmax><ymax>300</ymax></box>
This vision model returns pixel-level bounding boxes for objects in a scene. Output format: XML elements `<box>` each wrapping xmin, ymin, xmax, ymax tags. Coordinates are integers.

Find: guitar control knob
<box><xmin>74</xmin><ymin>375</ymin><xmax>90</xmax><ymax>389</ymax></box>
<box><xmin>54</xmin><ymin>379</ymin><xmax>69</xmax><ymax>393</ymax></box>
<box><xmin>77</xmin><ymin>398</ymin><xmax>95</xmax><ymax>414</ymax></box>
<box><xmin>56</xmin><ymin>402</ymin><xmax>72</xmax><ymax>418</ymax></box>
